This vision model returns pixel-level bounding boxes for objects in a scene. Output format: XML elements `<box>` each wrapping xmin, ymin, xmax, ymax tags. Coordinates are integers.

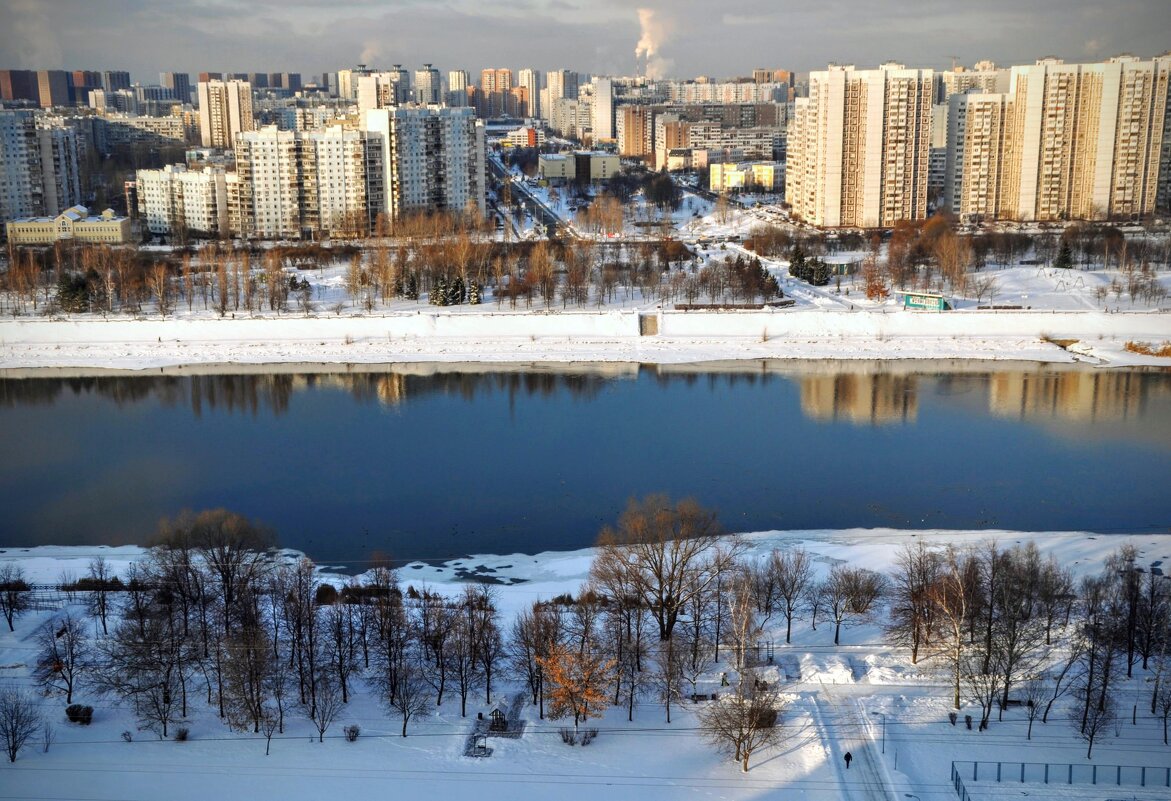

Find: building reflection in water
<box><xmin>988</xmin><ymin>370</ymin><xmax>1156</xmax><ymax>422</ymax></box>
<box><xmin>800</xmin><ymin>373</ymin><xmax>918</xmax><ymax>425</ymax></box>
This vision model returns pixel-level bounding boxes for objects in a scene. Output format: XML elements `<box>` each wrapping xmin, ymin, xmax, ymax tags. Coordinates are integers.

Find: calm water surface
<box><xmin>1</xmin><ymin>361</ymin><xmax>1168</xmax><ymax>567</ymax></box>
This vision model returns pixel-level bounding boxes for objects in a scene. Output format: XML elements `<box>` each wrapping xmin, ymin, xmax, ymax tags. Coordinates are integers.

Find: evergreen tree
<box><xmin>468</xmin><ymin>281</ymin><xmax>481</xmax><ymax>305</ymax></box>
<box><xmin>810</xmin><ymin>259</ymin><xmax>832</xmax><ymax>286</ymax></box>
<box><xmin>1054</xmin><ymin>240</ymin><xmax>1073</xmax><ymax>269</ymax></box>
<box><xmin>788</xmin><ymin>244</ymin><xmax>806</xmax><ymax>281</ymax></box>
<box><xmin>56</xmin><ymin>274</ymin><xmax>90</xmax><ymax>313</ymax></box>
<box><xmin>430</xmin><ymin>277</ymin><xmax>447</xmax><ymax>306</ymax></box>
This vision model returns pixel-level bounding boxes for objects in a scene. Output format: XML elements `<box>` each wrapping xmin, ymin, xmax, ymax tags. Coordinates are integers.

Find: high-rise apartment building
<box><xmin>160</xmin><ymin>72</ymin><xmax>192</xmax><ymax>104</ymax></box>
<box><xmin>415</xmin><ymin>65</ymin><xmax>442</xmax><ymax>105</ymax></box>
<box><xmin>103</xmin><ymin>71</ymin><xmax>132</xmax><ymax>93</ymax></box>
<box><xmin>230</xmin><ymin>126</ymin><xmax>300</xmax><ymax>238</ymax></box>
<box><xmin>0</xmin><ymin>111</ymin><xmax>81</xmax><ymax>225</ymax></box>
<box><xmin>945</xmin><ymin>55</ymin><xmax>1171</xmax><ymax>221</ymax></box>
<box><xmin>299</xmin><ymin>125</ymin><xmax>379</xmax><ymax>235</ymax></box>
<box><xmin>228</xmin><ymin>125</ymin><xmax>382</xmax><ymax>239</ymax></box>
<box><xmin>518</xmin><ymin>68</ymin><xmax>541</xmax><ymax>119</ymax></box>
<box><xmin>479</xmin><ymin>68</ymin><xmax>512</xmax><ymax>118</ymax></box>
<box><xmin>357</xmin><ymin>71</ymin><xmax>412</xmax><ymax>115</ymax></box>
<box><xmin>36</xmin><ymin>71</ymin><xmax>71</xmax><ymax>108</ymax></box>
<box><xmin>136</xmin><ymin>164</ymin><xmax>230</xmax><ymax>237</ymax></box>
<box><xmin>70</xmin><ymin>71</ymin><xmax>102</xmax><ymax>105</ymax></box>
<box><xmin>935</xmin><ymin>61</ymin><xmax>1006</xmax><ymax>103</ymax></box>
<box><xmin>363</xmin><ymin>106</ymin><xmax>485</xmax><ymax>223</ymax></box>
<box><xmin>592</xmin><ymin>78</ymin><xmax>614</xmax><ymax>140</ymax></box>
<box><xmin>546</xmin><ymin>69</ymin><xmax>578</xmax><ymax>104</ymax></box>
<box><xmin>0</xmin><ymin>70</ymin><xmax>39</xmax><ymax>103</ymax></box>
<box><xmin>786</xmin><ymin>63</ymin><xmax>934</xmax><ymax>227</ymax></box>
<box><xmin>0</xmin><ymin>111</ymin><xmax>44</xmax><ymax>222</ymax></box>
<box><xmin>197</xmin><ymin>80</ymin><xmax>254</xmax><ymax>148</ymax></box>
<box><xmin>447</xmin><ymin>70</ymin><xmax>469</xmax><ymax>107</ymax></box>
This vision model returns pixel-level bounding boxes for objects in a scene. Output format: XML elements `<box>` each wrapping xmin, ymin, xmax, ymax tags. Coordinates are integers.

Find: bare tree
<box><xmin>86</xmin><ymin>556</ymin><xmax>116</xmax><ymax>635</ymax></box>
<box><xmin>886</xmin><ymin>542</ymin><xmax>941</xmax><ymax>664</ymax></box>
<box><xmin>1076</xmin><ymin>689</ymin><xmax>1115</xmax><ymax>759</ymax></box>
<box><xmin>591</xmin><ymin>495</ymin><xmax>740</xmax><ymax>641</ymax></box>
<box><xmin>260</xmin><ymin>704</ymin><xmax>279</xmax><ymax>755</ymax></box>
<box><xmin>0</xmin><ymin>564</ymin><xmax>31</xmax><ymax>632</ymax></box>
<box><xmin>1020</xmin><ymin>676</ymin><xmax>1047</xmax><ymax>740</ymax></box>
<box><xmin>0</xmin><ymin>688</ymin><xmax>41</xmax><ymax>762</ymax></box>
<box><xmin>698</xmin><ymin>670</ymin><xmax>787</xmax><ymax>772</ymax></box>
<box><xmin>33</xmin><ymin>613</ymin><xmax>90</xmax><ymax>704</ymax></box>
<box><xmin>652</xmin><ymin>638</ymin><xmax>685</xmax><ymax>723</ymax></box>
<box><xmin>387</xmin><ymin>658</ymin><xmax>431</xmax><ymax>737</ymax></box>
<box><xmin>821</xmin><ymin>566</ymin><xmax>886</xmax><ymax>645</ymax></box>
<box><xmin>771</xmin><ymin>547</ymin><xmax>813</xmax><ymax>645</ymax></box>
<box><xmin>305</xmin><ymin>675</ymin><xmax>343</xmax><ymax>743</ymax></box>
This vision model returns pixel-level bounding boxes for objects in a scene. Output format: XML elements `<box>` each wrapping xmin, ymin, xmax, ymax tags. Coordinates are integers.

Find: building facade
<box><xmin>197</xmin><ymin>80</ymin><xmax>254</xmax><ymax>149</ymax></box>
<box><xmin>6</xmin><ymin>205</ymin><xmax>131</xmax><ymax>245</ymax></box>
<box><xmin>786</xmin><ymin>63</ymin><xmax>934</xmax><ymax>227</ymax></box>
<box><xmin>944</xmin><ymin>55</ymin><xmax>1171</xmax><ymax>221</ymax></box>
<box><xmin>364</xmin><ymin>106</ymin><xmax>485</xmax><ymax>223</ymax></box>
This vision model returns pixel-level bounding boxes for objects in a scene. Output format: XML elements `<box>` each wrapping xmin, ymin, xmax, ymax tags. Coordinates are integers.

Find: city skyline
<box><xmin>3</xmin><ymin>0</ymin><xmax>1169</xmax><ymax>82</ymax></box>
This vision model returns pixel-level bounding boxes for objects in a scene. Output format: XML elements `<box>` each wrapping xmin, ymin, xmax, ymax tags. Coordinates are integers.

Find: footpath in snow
<box><xmin>2</xmin><ymin>308</ymin><xmax>1170</xmax><ymax>371</ymax></box>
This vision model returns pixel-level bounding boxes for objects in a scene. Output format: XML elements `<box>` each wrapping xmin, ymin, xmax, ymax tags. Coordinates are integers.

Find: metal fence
<box><xmin>951</xmin><ymin>761</ymin><xmax>1171</xmax><ymax>801</ymax></box>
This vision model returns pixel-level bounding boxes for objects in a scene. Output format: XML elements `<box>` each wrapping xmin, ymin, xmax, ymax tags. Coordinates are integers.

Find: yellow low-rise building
<box><xmin>5</xmin><ymin>205</ymin><xmax>132</xmax><ymax>245</ymax></box>
<box><xmin>710</xmin><ymin>161</ymin><xmax>783</xmax><ymax>192</ymax></box>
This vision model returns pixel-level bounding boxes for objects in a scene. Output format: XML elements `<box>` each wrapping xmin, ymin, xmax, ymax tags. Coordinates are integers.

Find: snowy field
<box><xmin>1</xmin><ymin>528</ymin><xmax>1169</xmax><ymax>801</ymax></box>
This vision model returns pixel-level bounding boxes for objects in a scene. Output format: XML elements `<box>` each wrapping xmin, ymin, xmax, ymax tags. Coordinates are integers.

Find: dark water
<box><xmin>1</xmin><ymin>361</ymin><xmax>1168</xmax><ymax>568</ymax></box>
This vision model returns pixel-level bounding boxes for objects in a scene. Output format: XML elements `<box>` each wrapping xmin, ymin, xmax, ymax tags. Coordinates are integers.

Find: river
<box><xmin>1</xmin><ymin>360</ymin><xmax>1167</xmax><ymax>568</ymax></box>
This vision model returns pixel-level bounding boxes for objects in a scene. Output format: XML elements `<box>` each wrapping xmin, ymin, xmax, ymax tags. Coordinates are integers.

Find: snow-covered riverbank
<box><xmin>1</xmin><ymin>528</ymin><xmax>1169</xmax><ymax>801</ymax></box>
<box><xmin>2</xmin><ymin>308</ymin><xmax>1169</xmax><ymax>371</ymax></box>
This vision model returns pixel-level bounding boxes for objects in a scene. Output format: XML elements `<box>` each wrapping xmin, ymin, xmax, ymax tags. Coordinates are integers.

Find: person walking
<box><xmin>844</xmin><ymin>751</ymin><xmax>853</xmax><ymax>770</ymax></box>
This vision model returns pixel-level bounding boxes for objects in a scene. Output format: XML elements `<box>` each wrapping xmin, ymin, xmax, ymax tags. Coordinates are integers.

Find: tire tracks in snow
<box><xmin>811</xmin><ymin>681</ymin><xmax>895</xmax><ymax>801</ymax></box>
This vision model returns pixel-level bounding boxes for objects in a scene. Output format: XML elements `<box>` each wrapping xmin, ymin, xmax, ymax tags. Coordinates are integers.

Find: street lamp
<box><xmin>871</xmin><ymin>711</ymin><xmax>886</xmax><ymax>754</ymax></box>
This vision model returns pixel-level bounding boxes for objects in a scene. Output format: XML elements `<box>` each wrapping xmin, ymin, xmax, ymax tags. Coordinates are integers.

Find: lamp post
<box><xmin>871</xmin><ymin>711</ymin><xmax>886</xmax><ymax>754</ymax></box>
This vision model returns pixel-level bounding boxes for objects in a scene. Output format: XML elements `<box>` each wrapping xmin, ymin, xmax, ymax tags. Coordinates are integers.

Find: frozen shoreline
<box><xmin>2</xmin><ymin>308</ymin><xmax>1169</xmax><ymax>371</ymax></box>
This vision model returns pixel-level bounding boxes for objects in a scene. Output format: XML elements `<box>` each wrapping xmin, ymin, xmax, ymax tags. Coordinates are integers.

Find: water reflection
<box><xmin>0</xmin><ymin>361</ymin><xmax>1167</xmax><ymax>562</ymax></box>
<box><xmin>2</xmin><ymin>362</ymin><xmax>1166</xmax><ymax>428</ymax></box>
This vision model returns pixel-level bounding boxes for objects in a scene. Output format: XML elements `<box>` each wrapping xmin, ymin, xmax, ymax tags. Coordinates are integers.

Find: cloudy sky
<box><xmin>2</xmin><ymin>0</ymin><xmax>1167</xmax><ymax>82</ymax></box>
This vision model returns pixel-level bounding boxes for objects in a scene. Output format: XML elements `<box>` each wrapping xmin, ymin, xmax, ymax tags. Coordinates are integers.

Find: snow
<box><xmin>2</xmin><ymin>528</ymin><xmax>1169</xmax><ymax>800</ymax></box>
<box><xmin>2</xmin><ymin>306</ymin><xmax>1169</xmax><ymax>371</ymax></box>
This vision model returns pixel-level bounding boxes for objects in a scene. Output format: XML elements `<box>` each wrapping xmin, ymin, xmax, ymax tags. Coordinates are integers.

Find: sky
<box><xmin>2</xmin><ymin>0</ymin><xmax>1168</xmax><ymax>82</ymax></box>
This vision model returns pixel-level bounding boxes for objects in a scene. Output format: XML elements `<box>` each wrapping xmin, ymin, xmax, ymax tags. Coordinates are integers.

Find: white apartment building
<box><xmin>945</xmin><ymin>55</ymin><xmax>1171</xmax><ymax>221</ymax></box>
<box><xmin>944</xmin><ymin>92</ymin><xmax>1010</xmax><ymax>219</ymax></box>
<box><xmin>786</xmin><ymin>63</ymin><xmax>934</xmax><ymax>227</ymax></box>
<box><xmin>363</xmin><ymin>106</ymin><xmax>485</xmax><ymax>223</ymax></box>
<box><xmin>37</xmin><ymin>124</ymin><xmax>82</xmax><ymax>216</ymax></box>
<box><xmin>300</xmin><ymin>125</ymin><xmax>377</xmax><ymax>235</ymax></box>
<box><xmin>415</xmin><ymin>65</ymin><xmax>442</xmax><ymax>106</ymax></box>
<box><xmin>518</xmin><ymin>69</ymin><xmax>542</xmax><ymax>120</ymax></box>
<box><xmin>592</xmin><ymin>78</ymin><xmax>614</xmax><ymax>141</ymax></box>
<box><xmin>935</xmin><ymin>62</ymin><xmax>1007</xmax><ymax>103</ymax></box>
<box><xmin>447</xmin><ymin>70</ymin><xmax>469</xmax><ymax>107</ymax></box>
<box><xmin>197</xmin><ymin>80</ymin><xmax>254</xmax><ymax>149</ymax></box>
<box><xmin>357</xmin><ymin>72</ymin><xmax>413</xmax><ymax>116</ymax></box>
<box><xmin>136</xmin><ymin>164</ymin><xmax>229</xmax><ymax>237</ymax></box>
<box><xmin>232</xmin><ymin>126</ymin><xmax>300</xmax><ymax>238</ymax></box>
<box><xmin>1</xmin><ymin>111</ymin><xmax>83</xmax><ymax>228</ymax></box>
<box><xmin>0</xmin><ymin>110</ymin><xmax>44</xmax><ymax>223</ymax></box>
<box><xmin>665</xmin><ymin>81</ymin><xmax>789</xmax><ymax>104</ymax></box>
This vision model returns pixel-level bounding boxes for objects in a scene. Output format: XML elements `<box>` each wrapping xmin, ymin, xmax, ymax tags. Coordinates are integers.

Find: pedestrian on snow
<box><xmin>844</xmin><ymin>751</ymin><xmax>853</xmax><ymax>769</ymax></box>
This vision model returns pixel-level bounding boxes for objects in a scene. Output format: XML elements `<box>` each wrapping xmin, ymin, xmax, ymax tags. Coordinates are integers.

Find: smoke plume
<box><xmin>635</xmin><ymin>7</ymin><xmax>673</xmax><ymax>79</ymax></box>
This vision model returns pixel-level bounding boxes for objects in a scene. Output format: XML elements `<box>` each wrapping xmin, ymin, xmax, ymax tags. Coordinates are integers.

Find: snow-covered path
<box><xmin>813</xmin><ymin>684</ymin><xmax>895</xmax><ymax>801</ymax></box>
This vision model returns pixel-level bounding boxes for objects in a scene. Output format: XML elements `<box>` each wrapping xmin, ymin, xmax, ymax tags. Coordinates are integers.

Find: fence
<box><xmin>951</xmin><ymin>761</ymin><xmax>1171</xmax><ymax>801</ymax></box>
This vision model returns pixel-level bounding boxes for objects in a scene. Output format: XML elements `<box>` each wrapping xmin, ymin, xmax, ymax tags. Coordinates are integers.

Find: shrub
<box><xmin>174</xmin><ymin>727</ymin><xmax>189</xmax><ymax>742</ymax></box>
<box><xmin>66</xmin><ymin>704</ymin><xmax>94</xmax><ymax>725</ymax></box>
<box><xmin>121</xmin><ymin>731</ymin><xmax>133</xmax><ymax>742</ymax></box>
<box><xmin>580</xmin><ymin>728</ymin><xmax>598</xmax><ymax>746</ymax></box>
<box><xmin>558</xmin><ymin>727</ymin><xmax>577</xmax><ymax>745</ymax></box>
<box><xmin>1125</xmin><ymin>340</ymin><xmax>1171</xmax><ymax>357</ymax></box>
<box><xmin>344</xmin><ymin>724</ymin><xmax>360</xmax><ymax>742</ymax></box>
<box><xmin>314</xmin><ymin>584</ymin><xmax>339</xmax><ymax>606</ymax></box>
